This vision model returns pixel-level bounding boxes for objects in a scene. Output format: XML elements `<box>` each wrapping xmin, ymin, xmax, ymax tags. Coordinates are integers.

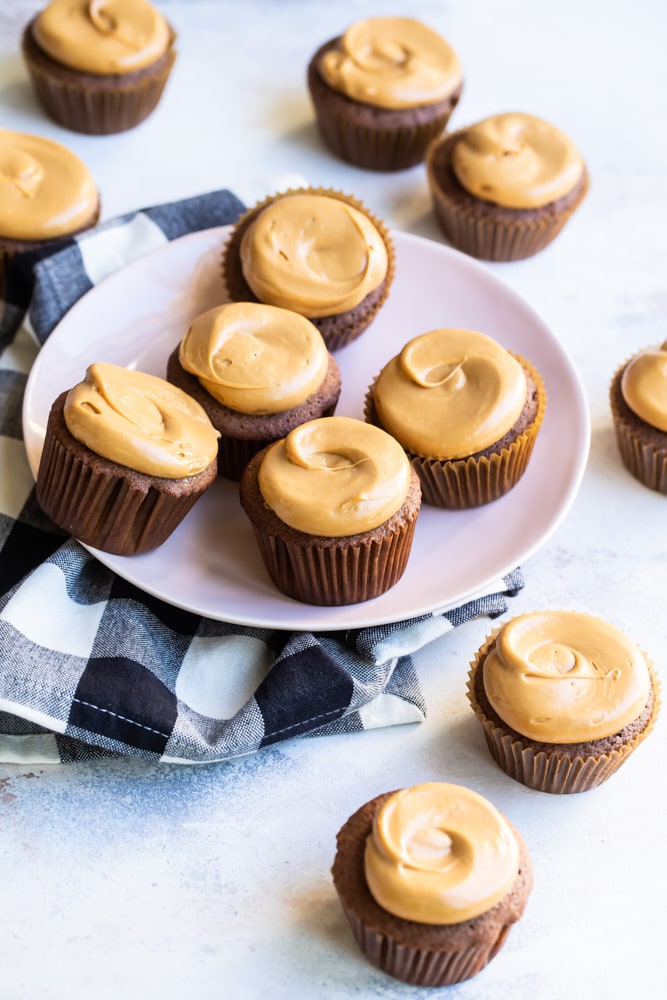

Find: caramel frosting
<box><xmin>483</xmin><ymin>611</ymin><xmax>652</xmax><ymax>743</ymax></box>
<box><xmin>33</xmin><ymin>0</ymin><xmax>171</xmax><ymax>75</ymax></box>
<box><xmin>257</xmin><ymin>416</ymin><xmax>411</xmax><ymax>536</ymax></box>
<box><xmin>239</xmin><ymin>193</ymin><xmax>388</xmax><ymax>319</ymax></box>
<box><xmin>178</xmin><ymin>302</ymin><xmax>329</xmax><ymax>415</ymax></box>
<box><xmin>374</xmin><ymin>328</ymin><xmax>527</xmax><ymax>460</ymax></box>
<box><xmin>364</xmin><ymin>783</ymin><xmax>519</xmax><ymax>925</ymax></box>
<box><xmin>621</xmin><ymin>341</ymin><xmax>667</xmax><ymax>432</ymax></box>
<box><xmin>451</xmin><ymin>113</ymin><xmax>585</xmax><ymax>209</ymax></box>
<box><xmin>319</xmin><ymin>17</ymin><xmax>462</xmax><ymax>110</ymax></box>
<box><xmin>0</xmin><ymin>130</ymin><xmax>98</xmax><ymax>242</ymax></box>
<box><xmin>64</xmin><ymin>363</ymin><xmax>219</xmax><ymax>478</ymax></box>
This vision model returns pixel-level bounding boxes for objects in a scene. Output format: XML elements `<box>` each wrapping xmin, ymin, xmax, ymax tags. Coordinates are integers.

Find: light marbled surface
<box><xmin>1</xmin><ymin>1</ymin><xmax>666</xmax><ymax>997</ymax></box>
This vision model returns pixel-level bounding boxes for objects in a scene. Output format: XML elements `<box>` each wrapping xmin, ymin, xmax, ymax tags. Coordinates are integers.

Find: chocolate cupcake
<box><xmin>22</xmin><ymin>0</ymin><xmax>176</xmax><ymax>135</ymax></box>
<box><xmin>166</xmin><ymin>302</ymin><xmax>342</xmax><ymax>481</ymax></box>
<box><xmin>426</xmin><ymin>112</ymin><xmax>589</xmax><ymax>261</ymax></box>
<box><xmin>610</xmin><ymin>342</ymin><xmax>667</xmax><ymax>493</ymax></box>
<box><xmin>332</xmin><ymin>783</ymin><xmax>533</xmax><ymax>986</ymax></box>
<box><xmin>0</xmin><ymin>129</ymin><xmax>100</xmax><ymax>292</ymax></box>
<box><xmin>467</xmin><ymin>611</ymin><xmax>660</xmax><ymax>794</ymax></box>
<box><xmin>307</xmin><ymin>17</ymin><xmax>463</xmax><ymax>171</ymax></box>
<box><xmin>239</xmin><ymin>416</ymin><xmax>421</xmax><ymax>606</ymax></box>
<box><xmin>365</xmin><ymin>327</ymin><xmax>546</xmax><ymax>508</ymax></box>
<box><xmin>221</xmin><ymin>188</ymin><xmax>395</xmax><ymax>353</ymax></box>
<box><xmin>36</xmin><ymin>363</ymin><xmax>219</xmax><ymax>556</ymax></box>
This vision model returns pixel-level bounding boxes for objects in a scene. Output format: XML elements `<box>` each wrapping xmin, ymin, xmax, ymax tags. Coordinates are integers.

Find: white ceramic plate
<box><xmin>23</xmin><ymin>226</ymin><xmax>590</xmax><ymax>630</ymax></box>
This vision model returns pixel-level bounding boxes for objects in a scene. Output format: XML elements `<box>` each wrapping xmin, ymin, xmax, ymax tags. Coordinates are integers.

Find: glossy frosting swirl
<box><xmin>239</xmin><ymin>193</ymin><xmax>388</xmax><ymax>318</ymax></box>
<box><xmin>0</xmin><ymin>130</ymin><xmax>98</xmax><ymax>241</ymax></box>
<box><xmin>374</xmin><ymin>328</ymin><xmax>527</xmax><ymax>459</ymax></box>
<box><xmin>319</xmin><ymin>17</ymin><xmax>462</xmax><ymax>109</ymax></box>
<box><xmin>33</xmin><ymin>0</ymin><xmax>171</xmax><ymax>75</ymax></box>
<box><xmin>364</xmin><ymin>783</ymin><xmax>519</xmax><ymax>925</ymax></box>
<box><xmin>621</xmin><ymin>341</ymin><xmax>667</xmax><ymax>432</ymax></box>
<box><xmin>483</xmin><ymin>611</ymin><xmax>652</xmax><ymax>743</ymax></box>
<box><xmin>451</xmin><ymin>113</ymin><xmax>585</xmax><ymax>209</ymax></box>
<box><xmin>257</xmin><ymin>416</ymin><xmax>411</xmax><ymax>536</ymax></box>
<box><xmin>64</xmin><ymin>363</ymin><xmax>219</xmax><ymax>478</ymax></box>
<box><xmin>178</xmin><ymin>302</ymin><xmax>329</xmax><ymax>414</ymax></box>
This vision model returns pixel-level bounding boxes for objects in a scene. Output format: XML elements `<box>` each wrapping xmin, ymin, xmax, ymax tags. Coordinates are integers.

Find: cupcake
<box><xmin>36</xmin><ymin>362</ymin><xmax>220</xmax><ymax>556</ymax></box>
<box><xmin>221</xmin><ymin>188</ymin><xmax>395</xmax><ymax>352</ymax></box>
<box><xmin>22</xmin><ymin>0</ymin><xmax>177</xmax><ymax>135</ymax></box>
<box><xmin>307</xmin><ymin>17</ymin><xmax>463</xmax><ymax>171</ymax></box>
<box><xmin>365</xmin><ymin>327</ymin><xmax>546</xmax><ymax>508</ymax></box>
<box><xmin>610</xmin><ymin>342</ymin><xmax>667</xmax><ymax>494</ymax></box>
<box><xmin>239</xmin><ymin>416</ymin><xmax>421</xmax><ymax>605</ymax></box>
<box><xmin>332</xmin><ymin>783</ymin><xmax>533</xmax><ymax>986</ymax></box>
<box><xmin>467</xmin><ymin>611</ymin><xmax>660</xmax><ymax>794</ymax></box>
<box><xmin>166</xmin><ymin>301</ymin><xmax>342</xmax><ymax>481</ymax></box>
<box><xmin>426</xmin><ymin>112</ymin><xmax>589</xmax><ymax>261</ymax></box>
<box><xmin>0</xmin><ymin>129</ymin><xmax>100</xmax><ymax>292</ymax></box>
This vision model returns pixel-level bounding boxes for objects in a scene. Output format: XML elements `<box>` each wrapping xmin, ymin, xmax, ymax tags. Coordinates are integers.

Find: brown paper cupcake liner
<box><xmin>467</xmin><ymin>628</ymin><xmax>661</xmax><ymax>794</ymax></box>
<box><xmin>22</xmin><ymin>20</ymin><xmax>176</xmax><ymax>135</ymax></box>
<box><xmin>610</xmin><ymin>359</ymin><xmax>667</xmax><ymax>494</ymax></box>
<box><xmin>221</xmin><ymin>187</ymin><xmax>395</xmax><ymax>352</ymax></box>
<box><xmin>426</xmin><ymin>129</ymin><xmax>590</xmax><ymax>262</ymax></box>
<box><xmin>365</xmin><ymin>354</ymin><xmax>546</xmax><ymax>508</ymax></box>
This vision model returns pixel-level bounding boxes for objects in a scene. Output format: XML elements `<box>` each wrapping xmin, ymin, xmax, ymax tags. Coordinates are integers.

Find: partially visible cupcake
<box><xmin>426</xmin><ymin>112</ymin><xmax>589</xmax><ymax>261</ymax></box>
<box><xmin>332</xmin><ymin>783</ymin><xmax>533</xmax><ymax>986</ymax></box>
<box><xmin>166</xmin><ymin>301</ymin><xmax>342</xmax><ymax>481</ymax></box>
<box><xmin>22</xmin><ymin>0</ymin><xmax>177</xmax><ymax>135</ymax></box>
<box><xmin>365</xmin><ymin>327</ymin><xmax>546</xmax><ymax>508</ymax></box>
<box><xmin>610</xmin><ymin>342</ymin><xmax>667</xmax><ymax>494</ymax></box>
<box><xmin>467</xmin><ymin>611</ymin><xmax>660</xmax><ymax>794</ymax></box>
<box><xmin>239</xmin><ymin>416</ymin><xmax>421</xmax><ymax>605</ymax></box>
<box><xmin>221</xmin><ymin>188</ymin><xmax>395</xmax><ymax>352</ymax></box>
<box><xmin>36</xmin><ymin>362</ymin><xmax>220</xmax><ymax>556</ymax></box>
<box><xmin>307</xmin><ymin>17</ymin><xmax>463</xmax><ymax>171</ymax></box>
<box><xmin>0</xmin><ymin>129</ymin><xmax>100</xmax><ymax>292</ymax></box>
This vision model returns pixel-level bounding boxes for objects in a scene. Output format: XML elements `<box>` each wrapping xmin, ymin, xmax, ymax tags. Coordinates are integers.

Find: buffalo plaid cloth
<box><xmin>0</xmin><ymin>189</ymin><xmax>523</xmax><ymax>765</ymax></box>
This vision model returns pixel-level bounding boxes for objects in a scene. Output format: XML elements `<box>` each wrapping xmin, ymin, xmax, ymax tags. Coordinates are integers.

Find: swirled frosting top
<box><xmin>364</xmin><ymin>783</ymin><xmax>519</xmax><ymax>924</ymax></box>
<box><xmin>621</xmin><ymin>341</ymin><xmax>667</xmax><ymax>432</ymax></box>
<box><xmin>373</xmin><ymin>328</ymin><xmax>527</xmax><ymax>459</ymax></box>
<box><xmin>33</xmin><ymin>0</ymin><xmax>171</xmax><ymax>75</ymax></box>
<box><xmin>239</xmin><ymin>193</ymin><xmax>388</xmax><ymax>319</ymax></box>
<box><xmin>451</xmin><ymin>113</ymin><xmax>585</xmax><ymax>209</ymax></box>
<box><xmin>482</xmin><ymin>611</ymin><xmax>651</xmax><ymax>743</ymax></box>
<box><xmin>257</xmin><ymin>416</ymin><xmax>411</xmax><ymax>536</ymax></box>
<box><xmin>64</xmin><ymin>363</ymin><xmax>220</xmax><ymax>478</ymax></box>
<box><xmin>319</xmin><ymin>17</ymin><xmax>462</xmax><ymax>109</ymax></box>
<box><xmin>178</xmin><ymin>302</ymin><xmax>329</xmax><ymax>414</ymax></box>
<box><xmin>0</xmin><ymin>130</ymin><xmax>97</xmax><ymax>241</ymax></box>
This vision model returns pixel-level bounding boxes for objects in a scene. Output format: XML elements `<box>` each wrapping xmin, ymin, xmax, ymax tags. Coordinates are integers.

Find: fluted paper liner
<box><xmin>467</xmin><ymin>626</ymin><xmax>661</xmax><ymax>794</ymax></box>
<box><xmin>221</xmin><ymin>187</ymin><xmax>395</xmax><ymax>352</ymax></box>
<box><xmin>610</xmin><ymin>358</ymin><xmax>667</xmax><ymax>494</ymax></box>
<box><xmin>365</xmin><ymin>354</ymin><xmax>546</xmax><ymax>508</ymax></box>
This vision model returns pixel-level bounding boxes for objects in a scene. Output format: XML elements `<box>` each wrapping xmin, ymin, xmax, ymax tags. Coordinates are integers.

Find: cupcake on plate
<box><xmin>467</xmin><ymin>611</ymin><xmax>660</xmax><ymax>794</ymax></box>
<box><xmin>36</xmin><ymin>362</ymin><xmax>220</xmax><ymax>556</ymax></box>
<box><xmin>166</xmin><ymin>301</ymin><xmax>342</xmax><ymax>481</ymax></box>
<box><xmin>0</xmin><ymin>129</ymin><xmax>100</xmax><ymax>292</ymax></box>
<box><xmin>426</xmin><ymin>112</ymin><xmax>589</xmax><ymax>261</ymax></box>
<box><xmin>609</xmin><ymin>341</ymin><xmax>667</xmax><ymax>494</ymax></box>
<box><xmin>332</xmin><ymin>782</ymin><xmax>533</xmax><ymax>986</ymax></box>
<box><xmin>22</xmin><ymin>0</ymin><xmax>177</xmax><ymax>135</ymax></box>
<box><xmin>239</xmin><ymin>416</ymin><xmax>421</xmax><ymax>606</ymax></box>
<box><xmin>221</xmin><ymin>188</ymin><xmax>395</xmax><ymax>352</ymax></box>
<box><xmin>365</xmin><ymin>327</ymin><xmax>546</xmax><ymax>508</ymax></box>
<box><xmin>307</xmin><ymin>16</ymin><xmax>463</xmax><ymax>171</ymax></box>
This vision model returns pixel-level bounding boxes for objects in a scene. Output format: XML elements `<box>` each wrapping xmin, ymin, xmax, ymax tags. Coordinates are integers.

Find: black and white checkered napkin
<box><xmin>0</xmin><ymin>189</ymin><xmax>523</xmax><ymax>765</ymax></box>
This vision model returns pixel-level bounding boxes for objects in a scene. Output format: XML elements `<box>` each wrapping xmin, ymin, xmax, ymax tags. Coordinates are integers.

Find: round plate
<box><xmin>22</xmin><ymin>226</ymin><xmax>590</xmax><ymax>630</ymax></box>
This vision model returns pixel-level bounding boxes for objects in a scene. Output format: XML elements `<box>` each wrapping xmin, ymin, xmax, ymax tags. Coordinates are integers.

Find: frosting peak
<box><xmin>621</xmin><ymin>341</ymin><xmax>667</xmax><ymax>432</ymax></box>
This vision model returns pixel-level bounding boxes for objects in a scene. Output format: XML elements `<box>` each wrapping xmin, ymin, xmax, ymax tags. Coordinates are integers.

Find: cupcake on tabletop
<box><xmin>610</xmin><ymin>341</ymin><xmax>667</xmax><ymax>494</ymax></box>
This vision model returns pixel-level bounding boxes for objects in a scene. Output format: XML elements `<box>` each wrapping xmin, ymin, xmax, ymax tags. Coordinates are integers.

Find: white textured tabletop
<box><xmin>1</xmin><ymin>1</ymin><xmax>666</xmax><ymax>998</ymax></box>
